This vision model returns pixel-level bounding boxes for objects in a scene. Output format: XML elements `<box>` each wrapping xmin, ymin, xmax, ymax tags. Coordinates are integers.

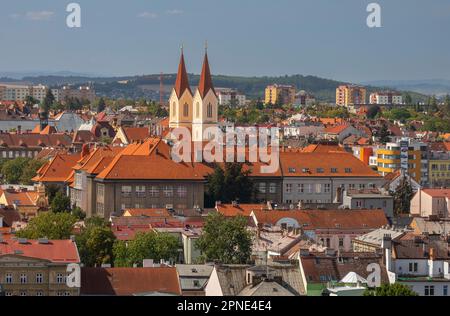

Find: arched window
<box><xmin>172</xmin><ymin>102</ymin><xmax>176</xmax><ymax>117</ymax></box>
<box><xmin>207</xmin><ymin>103</ymin><xmax>213</xmax><ymax>118</ymax></box>
<box><xmin>183</xmin><ymin>103</ymin><xmax>189</xmax><ymax>117</ymax></box>
<box><xmin>196</xmin><ymin>102</ymin><xmax>200</xmax><ymax>118</ymax></box>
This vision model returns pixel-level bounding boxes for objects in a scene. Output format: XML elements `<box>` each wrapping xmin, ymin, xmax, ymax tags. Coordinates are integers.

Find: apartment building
<box><xmin>58</xmin><ymin>86</ymin><xmax>96</xmax><ymax>103</ymax></box>
<box><xmin>294</xmin><ymin>90</ymin><xmax>316</xmax><ymax>107</ymax></box>
<box><xmin>280</xmin><ymin>151</ymin><xmax>384</xmax><ymax>205</ymax></box>
<box><xmin>265</xmin><ymin>84</ymin><xmax>296</xmax><ymax>105</ymax></box>
<box><xmin>0</xmin><ymin>84</ymin><xmax>48</xmax><ymax>102</ymax></box>
<box><xmin>376</xmin><ymin>139</ymin><xmax>426</xmax><ymax>184</ymax></box>
<box><xmin>429</xmin><ymin>150</ymin><xmax>450</xmax><ymax>187</ymax></box>
<box><xmin>336</xmin><ymin>85</ymin><xmax>366</xmax><ymax>106</ymax></box>
<box><xmin>370</xmin><ymin>91</ymin><xmax>403</xmax><ymax>105</ymax></box>
<box><xmin>410</xmin><ymin>189</ymin><xmax>450</xmax><ymax>218</ymax></box>
<box><xmin>216</xmin><ymin>88</ymin><xmax>246</xmax><ymax>107</ymax></box>
<box><xmin>0</xmin><ymin>238</ymin><xmax>80</xmax><ymax>296</ymax></box>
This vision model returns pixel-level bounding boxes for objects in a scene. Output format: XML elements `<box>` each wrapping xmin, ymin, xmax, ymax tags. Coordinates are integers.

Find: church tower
<box><xmin>169</xmin><ymin>48</ymin><xmax>194</xmax><ymax>129</ymax></box>
<box><xmin>192</xmin><ymin>48</ymin><xmax>219</xmax><ymax>142</ymax></box>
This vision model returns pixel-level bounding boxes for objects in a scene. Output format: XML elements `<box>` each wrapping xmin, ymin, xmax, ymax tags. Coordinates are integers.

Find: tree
<box><xmin>205</xmin><ymin>163</ymin><xmax>254</xmax><ymax>207</ymax></box>
<box><xmin>1</xmin><ymin>158</ymin><xmax>29</xmax><ymax>184</ymax></box>
<box><xmin>366</xmin><ymin>105</ymin><xmax>381</xmax><ymax>119</ymax></box>
<box><xmin>16</xmin><ymin>212</ymin><xmax>77</xmax><ymax>239</ymax></box>
<box><xmin>76</xmin><ymin>217</ymin><xmax>116</xmax><ymax>267</ymax></box>
<box><xmin>41</xmin><ymin>90</ymin><xmax>55</xmax><ymax>112</ymax></box>
<box><xmin>392</xmin><ymin>176</ymin><xmax>414</xmax><ymax>216</ymax></box>
<box><xmin>97</xmin><ymin>97</ymin><xmax>106</xmax><ymax>113</ymax></box>
<box><xmin>50</xmin><ymin>191</ymin><xmax>71</xmax><ymax>213</ymax></box>
<box><xmin>196</xmin><ymin>213</ymin><xmax>253</xmax><ymax>264</ymax></box>
<box><xmin>364</xmin><ymin>283</ymin><xmax>418</xmax><ymax>296</ymax></box>
<box><xmin>377</xmin><ymin>124</ymin><xmax>391</xmax><ymax>144</ymax></box>
<box><xmin>404</xmin><ymin>93</ymin><xmax>413</xmax><ymax>106</ymax></box>
<box><xmin>72</xmin><ymin>206</ymin><xmax>86</xmax><ymax>220</ymax></box>
<box><xmin>20</xmin><ymin>159</ymin><xmax>45</xmax><ymax>185</ymax></box>
<box><xmin>444</xmin><ymin>94</ymin><xmax>450</xmax><ymax>114</ymax></box>
<box><xmin>113</xmin><ymin>231</ymin><xmax>180</xmax><ymax>267</ymax></box>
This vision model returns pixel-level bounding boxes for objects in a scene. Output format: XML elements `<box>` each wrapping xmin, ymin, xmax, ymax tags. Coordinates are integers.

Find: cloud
<box><xmin>25</xmin><ymin>11</ymin><xmax>55</xmax><ymax>21</ymax></box>
<box><xmin>138</xmin><ymin>12</ymin><xmax>158</xmax><ymax>19</ymax></box>
<box><xmin>166</xmin><ymin>9</ymin><xmax>184</xmax><ymax>15</ymax></box>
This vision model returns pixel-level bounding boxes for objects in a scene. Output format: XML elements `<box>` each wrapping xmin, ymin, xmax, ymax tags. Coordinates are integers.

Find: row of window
<box><xmin>1</xmin><ymin>150</ymin><xmax>38</xmax><ymax>159</ymax></box>
<box><xmin>431</xmin><ymin>164</ymin><xmax>450</xmax><ymax>171</ymax></box>
<box><xmin>172</xmin><ymin>102</ymin><xmax>214</xmax><ymax>119</ymax></box>
<box><xmin>4</xmin><ymin>291</ymin><xmax>71</xmax><ymax>296</ymax></box>
<box><xmin>120</xmin><ymin>185</ymin><xmax>188</xmax><ymax>198</ymax></box>
<box><xmin>287</xmin><ymin>167</ymin><xmax>352</xmax><ymax>174</ymax></box>
<box><xmin>3</xmin><ymin>273</ymin><xmax>68</xmax><ymax>284</ymax></box>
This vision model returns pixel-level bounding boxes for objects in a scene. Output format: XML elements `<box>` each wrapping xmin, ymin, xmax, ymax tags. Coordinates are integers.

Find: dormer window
<box><xmin>331</xmin><ymin>168</ymin><xmax>338</xmax><ymax>173</ymax></box>
<box><xmin>316</xmin><ymin>168</ymin><xmax>324</xmax><ymax>173</ymax></box>
<box><xmin>345</xmin><ymin>168</ymin><xmax>352</xmax><ymax>173</ymax></box>
<box><xmin>288</xmin><ymin>167</ymin><xmax>296</xmax><ymax>173</ymax></box>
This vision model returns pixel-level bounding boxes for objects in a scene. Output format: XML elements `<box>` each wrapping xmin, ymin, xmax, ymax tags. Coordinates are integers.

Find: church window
<box><xmin>183</xmin><ymin>103</ymin><xmax>189</xmax><ymax>117</ymax></box>
<box><xmin>207</xmin><ymin>103</ymin><xmax>213</xmax><ymax>118</ymax></box>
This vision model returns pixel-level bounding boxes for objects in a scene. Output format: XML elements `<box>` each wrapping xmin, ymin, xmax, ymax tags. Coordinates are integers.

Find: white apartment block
<box><xmin>370</xmin><ymin>92</ymin><xmax>403</xmax><ymax>105</ymax></box>
<box><xmin>0</xmin><ymin>84</ymin><xmax>48</xmax><ymax>102</ymax></box>
<box><xmin>216</xmin><ymin>88</ymin><xmax>246</xmax><ymax>106</ymax></box>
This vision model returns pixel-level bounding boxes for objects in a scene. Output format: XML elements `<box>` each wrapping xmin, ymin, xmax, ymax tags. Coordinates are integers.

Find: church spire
<box><xmin>174</xmin><ymin>47</ymin><xmax>192</xmax><ymax>98</ymax></box>
<box><xmin>198</xmin><ymin>47</ymin><xmax>215</xmax><ymax>99</ymax></box>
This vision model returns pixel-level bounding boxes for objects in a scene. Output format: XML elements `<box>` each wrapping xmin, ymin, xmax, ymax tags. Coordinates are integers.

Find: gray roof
<box><xmin>176</xmin><ymin>264</ymin><xmax>214</xmax><ymax>291</ymax></box>
<box><xmin>355</xmin><ymin>228</ymin><xmax>407</xmax><ymax>247</ymax></box>
<box><xmin>238</xmin><ymin>281</ymin><xmax>295</xmax><ymax>296</ymax></box>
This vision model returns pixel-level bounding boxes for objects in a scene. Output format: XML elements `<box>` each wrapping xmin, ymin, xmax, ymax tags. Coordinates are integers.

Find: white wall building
<box><xmin>216</xmin><ymin>88</ymin><xmax>246</xmax><ymax>107</ymax></box>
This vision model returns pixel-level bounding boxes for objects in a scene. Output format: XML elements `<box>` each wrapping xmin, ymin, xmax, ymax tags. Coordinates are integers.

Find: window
<box><xmin>136</xmin><ymin>186</ymin><xmax>146</xmax><ymax>197</ymax></box>
<box><xmin>331</xmin><ymin>168</ymin><xmax>338</xmax><ymax>173</ymax></box>
<box><xmin>286</xmin><ymin>184</ymin><xmax>292</xmax><ymax>194</ymax></box>
<box><xmin>258</xmin><ymin>183</ymin><xmax>266</xmax><ymax>193</ymax></box>
<box><xmin>424</xmin><ymin>286</ymin><xmax>434</xmax><ymax>296</ymax></box>
<box><xmin>316</xmin><ymin>168</ymin><xmax>324</xmax><ymax>173</ymax></box>
<box><xmin>288</xmin><ymin>167</ymin><xmax>296</xmax><ymax>173</ymax></box>
<box><xmin>298</xmin><ymin>184</ymin><xmax>304</xmax><ymax>193</ymax></box>
<box><xmin>36</xmin><ymin>291</ymin><xmax>44</xmax><ymax>296</ymax></box>
<box><xmin>20</xmin><ymin>291</ymin><xmax>27</xmax><ymax>296</ymax></box>
<box><xmin>324</xmin><ymin>184</ymin><xmax>331</xmax><ymax>193</ymax></box>
<box><xmin>183</xmin><ymin>103</ymin><xmax>189</xmax><ymax>117</ymax></box>
<box><xmin>315</xmin><ymin>184</ymin><xmax>322</xmax><ymax>194</ymax></box>
<box><xmin>408</xmin><ymin>262</ymin><xmax>418</xmax><ymax>273</ymax></box>
<box><xmin>56</xmin><ymin>273</ymin><xmax>64</xmax><ymax>284</ymax></box>
<box><xmin>20</xmin><ymin>273</ymin><xmax>27</xmax><ymax>284</ymax></box>
<box><xmin>163</xmin><ymin>186</ymin><xmax>174</xmax><ymax>197</ymax></box>
<box><xmin>149</xmin><ymin>186</ymin><xmax>159</xmax><ymax>197</ymax></box>
<box><xmin>5</xmin><ymin>273</ymin><xmax>12</xmax><ymax>284</ymax></box>
<box><xmin>97</xmin><ymin>184</ymin><xmax>105</xmax><ymax>199</ymax></box>
<box><xmin>121</xmin><ymin>186</ymin><xmax>132</xmax><ymax>197</ymax></box>
<box><xmin>306</xmin><ymin>184</ymin><xmax>313</xmax><ymax>194</ymax></box>
<box><xmin>339</xmin><ymin>238</ymin><xmax>344</xmax><ymax>248</ymax></box>
<box><xmin>269</xmin><ymin>183</ymin><xmax>277</xmax><ymax>194</ymax></box>
<box><xmin>444</xmin><ymin>285</ymin><xmax>448</xmax><ymax>296</ymax></box>
<box><xmin>207</xmin><ymin>103</ymin><xmax>213</xmax><ymax>118</ymax></box>
<box><xmin>177</xmin><ymin>186</ymin><xmax>187</xmax><ymax>198</ymax></box>
<box><xmin>196</xmin><ymin>102</ymin><xmax>200</xmax><ymax>118</ymax></box>
<box><xmin>36</xmin><ymin>273</ymin><xmax>43</xmax><ymax>284</ymax></box>
<box><xmin>345</xmin><ymin>168</ymin><xmax>352</xmax><ymax>173</ymax></box>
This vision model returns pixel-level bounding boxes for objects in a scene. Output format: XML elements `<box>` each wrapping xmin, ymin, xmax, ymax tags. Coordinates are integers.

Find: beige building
<box><xmin>0</xmin><ymin>239</ymin><xmax>80</xmax><ymax>296</ymax></box>
<box><xmin>410</xmin><ymin>189</ymin><xmax>450</xmax><ymax>218</ymax></box>
<box><xmin>336</xmin><ymin>85</ymin><xmax>366</xmax><ymax>106</ymax></box>
<box><xmin>265</xmin><ymin>84</ymin><xmax>296</xmax><ymax>105</ymax></box>
<box><xmin>0</xmin><ymin>84</ymin><xmax>48</xmax><ymax>102</ymax></box>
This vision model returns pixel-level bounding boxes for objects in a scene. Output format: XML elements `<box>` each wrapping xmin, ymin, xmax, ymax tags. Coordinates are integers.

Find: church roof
<box><xmin>174</xmin><ymin>51</ymin><xmax>192</xmax><ymax>98</ymax></box>
<box><xmin>198</xmin><ymin>52</ymin><xmax>215</xmax><ymax>98</ymax></box>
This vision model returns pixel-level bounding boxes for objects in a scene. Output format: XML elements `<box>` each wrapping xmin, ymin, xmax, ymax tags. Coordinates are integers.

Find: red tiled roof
<box><xmin>124</xmin><ymin>208</ymin><xmax>171</xmax><ymax>217</ymax></box>
<box><xmin>33</xmin><ymin>152</ymin><xmax>81</xmax><ymax>183</ymax></box>
<box><xmin>422</xmin><ymin>189</ymin><xmax>450</xmax><ymax>198</ymax></box>
<box><xmin>174</xmin><ymin>52</ymin><xmax>192</xmax><ymax>98</ymax></box>
<box><xmin>2</xmin><ymin>190</ymin><xmax>39</xmax><ymax>206</ymax></box>
<box><xmin>81</xmin><ymin>267</ymin><xmax>182</xmax><ymax>296</ymax></box>
<box><xmin>216</xmin><ymin>204</ymin><xmax>268</xmax><ymax>217</ymax></box>
<box><xmin>197</xmin><ymin>52</ymin><xmax>215</xmax><ymax>98</ymax></box>
<box><xmin>252</xmin><ymin>209</ymin><xmax>388</xmax><ymax>230</ymax></box>
<box><xmin>123</xmin><ymin>127</ymin><xmax>150</xmax><ymax>143</ymax></box>
<box><xmin>0</xmin><ymin>133</ymin><xmax>72</xmax><ymax>148</ymax></box>
<box><xmin>324</xmin><ymin>125</ymin><xmax>350</xmax><ymax>134</ymax></box>
<box><xmin>0</xmin><ymin>239</ymin><xmax>79</xmax><ymax>263</ymax></box>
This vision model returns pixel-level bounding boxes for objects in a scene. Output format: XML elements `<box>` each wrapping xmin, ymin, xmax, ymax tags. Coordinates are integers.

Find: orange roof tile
<box><xmin>33</xmin><ymin>153</ymin><xmax>81</xmax><ymax>183</ymax></box>
<box><xmin>216</xmin><ymin>204</ymin><xmax>268</xmax><ymax>217</ymax></box>
<box><xmin>422</xmin><ymin>189</ymin><xmax>450</xmax><ymax>198</ymax></box>
<box><xmin>324</xmin><ymin>124</ymin><xmax>351</xmax><ymax>134</ymax></box>
<box><xmin>123</xmin><ymin>127</ymin><xmax>150</xmax><ymax>143</ymax></box>
<box><xmin>124</xmin><ymin>208</ymin><xmax>171</xmax><ymax>217</ymax></box>
<box><xmin>0</xmin><ymin>239</ymin><xmax>80</xmax><ymax>263</ymax></box>
<box><xmin>252</xmin><ymin>209</ymin><xmax>388</xmax><ymax>230</ymax></box>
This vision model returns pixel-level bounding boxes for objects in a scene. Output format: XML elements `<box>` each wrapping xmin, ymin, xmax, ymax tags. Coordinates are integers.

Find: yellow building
<box><xmin>264</xmin><ymin>84</ymin><xmax>296</xmax><ymax>105</ymax></box>
<box><xmin>429</xmin><ymin>159</ymin><xmax>450</xmax><ymax>186</ymax></box>
<box><xmin>377</xmin><ymin>144</ymin><xmax>422</xmax><ymax>183</ymax></box>
<box><xmin>336</xmin><ymin>85</ymin><xmax>366</xmax><ymax>106</ymax></box>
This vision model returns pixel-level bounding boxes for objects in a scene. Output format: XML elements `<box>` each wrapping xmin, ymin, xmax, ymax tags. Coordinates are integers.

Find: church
<box><xmin>168</xmin><ymin>48</ymin><xmax>219</xmax><ymax>142</ymax></box>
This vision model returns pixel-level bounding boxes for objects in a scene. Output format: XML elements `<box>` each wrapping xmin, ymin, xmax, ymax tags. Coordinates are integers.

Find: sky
<box><xmin>0</xmin><ymin>0</ymin><xmax>449</xmax><ymax>83</ymax></box>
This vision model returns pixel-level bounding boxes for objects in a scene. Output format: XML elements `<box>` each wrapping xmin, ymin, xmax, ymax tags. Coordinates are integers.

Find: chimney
<box><xmin>81</xmin><ymin>143</ymin><xmax>90</xmax><ymax>158</ymax></box>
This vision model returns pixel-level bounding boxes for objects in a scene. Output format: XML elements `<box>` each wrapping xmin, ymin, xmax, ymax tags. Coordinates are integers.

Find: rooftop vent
<box><xmin>18</xmin><ymin>238</ymin><xmax>28</xmax><ymax>244</ymax></box>
<box><xmin>38</xmin><ymin>238</ymin><xmax>49</xmax><ymax>244</ymax></box>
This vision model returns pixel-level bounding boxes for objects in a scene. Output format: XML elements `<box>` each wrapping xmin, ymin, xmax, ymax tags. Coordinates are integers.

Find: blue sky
<box><xmin>0</xmin><ymin>0</ymin><xmax>449</xmax><ymax>82</ymax></box>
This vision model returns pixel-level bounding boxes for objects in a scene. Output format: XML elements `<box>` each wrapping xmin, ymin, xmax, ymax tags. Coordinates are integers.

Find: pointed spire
<box><xmin>174</xmin><ymin>47</ymin><xmax>192</xmax><ymax>98</ymax></box>
<box><xmin>198</xmin><ymin>48</ymin><xmax>215</xmax><ymax>99</ymax></box>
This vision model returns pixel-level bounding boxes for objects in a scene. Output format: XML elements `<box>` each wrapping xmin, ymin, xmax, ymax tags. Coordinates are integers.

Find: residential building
<box><xmin>216</xmin><ymin>88</ymin><xmax>246</xmax><ymax>107</ymax></box>
<box><xmin>429</xmin><ymin>150</ymin><xmax>450</xmax><ymax>187</ymax></box>
<box><xmin>80</xmin><ymin>267</ymin><xmax>182</xmax><ymax>296</ymax></box>
<box><xmin>112</xmin><ymin>126</ymin><xmax>150</xmax><ymax>145</ymax></box>
<box><xmin>298</xmin><ymin>250</ymin><xmax>388</xmax><ymax>296</ymax></box>
<box><xmin>294</xmin><ymin>90</ymin><xmax>315</xmax><ymax>107</ymax></box>
<box><xmin>205</xmin><ymin>264</ymin><xmax>305</xmax><ymax>296</ymax></box>
<box><xmin>410</xmin><ymin>217</ymin><xmax>450</xmax><ymax>236</ymax></box>
<box><xmin>0</xmin><ymin>238</ymin><xmax>80</xmax><ymax>296</ymax></box>
<box><xmin>382</xmin><ymin>235</ymin><xmax>450</xmax><ymax>296</ymax></box>
<box><xmin>370</xmin><ymin>92</ymin><xmax>403</xmax><ymax>105</ymax></box>
<box><xmin>410</xmin><ymin>189</ymin><xmax>450</xmax><ymax>218</ymax></box>
<box><xmin>353</xmin><ymin>227</ymin><xmax>409</xmax><ymax>253</ymax></box>
<box><xmin>0</xmin><ymin>84</ymin><xmax>49</xmax><ymax>102</ymax></box>
<box><xmin>336</xmin><ymin>85</ymin><xmax>366</xmax><ymax>106</ymax></box>
<box><xmin>264</xmin><ymin>84</ymin><xmax>296</xmax><ymax>105</ymax></box>
<box><xmin>321</xmin><ymin>125</ymin><xmax>363</xmax><ymax>143</ymax></box>
<box><xmin>250</xmin><ymin>209</ymin><xmax>389</xmax><ymax>252</ymax></box>
<box><xmin>176</xmin><ymin>264</ymin><xmax>214</xmax><ymax>296</ymax></box>
<box><xmin>383</xmin><ymin>170</ymin><xmax>421</xmax><ymax>193</ymax></box>
<box><xmin>58</xmin><ymin>86</ymin><xmax>96</xmax><ymax>103</ymax></box>
<box><xmin>342</xmin><ymin>189</ymin><xmax>394</xmax><ymax>219</ymax></box>
<box><xmin>280</xmin><ymin>151</ymin><xmax>384</xmax><ymax>205</ymax></box>
<box><xmin>0</xmin><ymin>186</ymin><xmax>48</xmax><ymax>219</ymax></box>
